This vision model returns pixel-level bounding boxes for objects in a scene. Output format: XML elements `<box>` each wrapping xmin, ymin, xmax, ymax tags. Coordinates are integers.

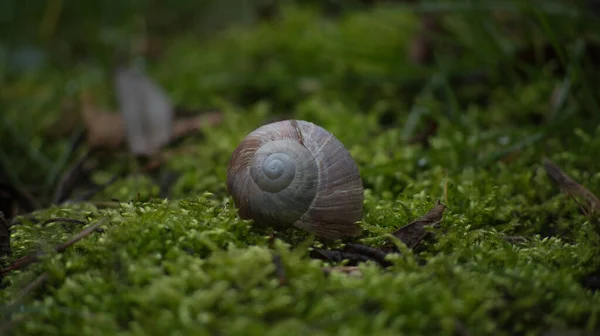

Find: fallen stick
<box><xmin>0</xmin><ymin>218</ymin><xmax>106</xmax><ymax>277</ymax></box>
<box><xmin>543</xmin><ymin>157</ymin><xmax>600</xmax><ymax>215</ymax></box>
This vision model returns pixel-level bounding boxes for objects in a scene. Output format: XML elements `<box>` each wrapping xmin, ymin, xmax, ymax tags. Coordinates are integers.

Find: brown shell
<box><xmin>226</xmin><ymin>120</ymin><xmax>364</xmax><ymax>240</ymax></box>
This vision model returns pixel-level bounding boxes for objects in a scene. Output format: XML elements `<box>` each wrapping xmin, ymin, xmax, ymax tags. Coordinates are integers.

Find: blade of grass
<box><xmin>530</xmin><ymin>5</ymin><xmax>568</xmax><ymax>73</ymax></box>
<box><xmin>530</xmin><ymin>7</ymin><xmax>600</xmax><ymax>116</ymax></box>
<box><xmin>43</xmin><ymin>127</ymin><xmax>86</xmax><ymax>195</ymax></box>
<box><xmin>436</xmin><ymin>70</ymin><xmax>460</xmax><ymax>123</ymax></box>
<box><xmin>401</xmin><ymin>75</ymin><xmax>439</xmax><ymax>141</ymax></box>
<box><xmin>469</xmin><ymin>132</ymin><xmax>546</xmax><ymax>169</ymax></box>
<box><xmin>569</xmin><ymin>38</ymin><xmax>600</xmax><ymax>116</ymax></box>
<box><xmin>0</xmin><ymin>117</ymin><xmax>53</xmax><ymax>168</ymax></box>
<box><xmin>0</xmin><ymin>146</ymin><xmax>24</xmax><ymax>187</ymax></box>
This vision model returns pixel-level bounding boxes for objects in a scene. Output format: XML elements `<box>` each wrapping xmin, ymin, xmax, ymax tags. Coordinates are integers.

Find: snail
<box><xmin>226</xmin><ymin>120</ymin><xmax>364</xmax><ymax>240</ymax></box>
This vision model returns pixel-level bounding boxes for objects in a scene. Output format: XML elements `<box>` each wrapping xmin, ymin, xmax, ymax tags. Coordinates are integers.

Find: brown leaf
<box><xmin>543</xmin><ymin>157</ymin><xmax>600</xmax><ymax>214</ymax></box>
<box><xmin>388</xmin><ymin>200</ymin><xmax>446</xmax><ymax>250</ymax></box>
<box><xmin>79</xmin><ymin>91</ymin><xmax>223</xmax><ymax>154</ymax></box>
<box><xmin>172</xmin><ymin>112</ymin><xmax>224</xmax><ymax>139</ymax></box>
<box><xmin>80</xmin><ymin>91</ymin><xmax>126</xmax><ymax>149</ymax></box>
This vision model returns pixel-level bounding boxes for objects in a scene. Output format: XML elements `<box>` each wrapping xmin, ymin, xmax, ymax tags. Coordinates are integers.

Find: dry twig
<box><xmin>543</xmin><ymin>158</ymin><xmax>600</xmax><ymax>215</ymax></box>
<box><xmin>0</xmin><ymin>218</ymin><xmax>106</xmax><ymax>277</ymax></box>
<box><xmin>52</xmin><ymin>148</ymin><xmax>96</xmax><ymax>204</ymax></box>
<box><xmin>9</xmin><ymin>272</ymin><xmax>49</xmax><ymax>306</ymax></box>
<box><xmin>271</xmin><ymin>254</ymin><xmax>288</xmax><ymax>286</ymax></box>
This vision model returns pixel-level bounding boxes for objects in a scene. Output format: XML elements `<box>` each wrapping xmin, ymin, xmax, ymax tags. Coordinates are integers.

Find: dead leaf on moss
<box><xmin>388</xmin><ymin>200</ymin><xmax>446</xmax><ymax>250</ymax></box>
<box><xmin>79</xmin><ymin>81</ymin><xmax>223</xmax><ymax>155</ymax></box>
<box><xmin>172</xmin><ymin>112</ymin><xmax>224</xmax><ymax>139</ymax></box>
<box><xmin>51</xmin><ymin>67</ymin><xmax>224</xmax><ymax>154</ymax></box>
<box><xmin>543</xmin><ymin>157</ymin><xmax>600</xmax><ymax>215</ymax></box>
<box><xmin>309</xmin><ymin>203</ymin><xmax>446</xmax><ymax>268</ymax></box>
<box><xmin>80</xmin><ymin>92</ymin><xmax>126</xmax><ymax>149</ymax></box>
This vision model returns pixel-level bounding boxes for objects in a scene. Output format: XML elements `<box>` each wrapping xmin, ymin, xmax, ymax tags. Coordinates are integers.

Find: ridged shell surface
<box><xmin>226</xmin><ymin>120</ymin><xmax>364</xmax><ymax>239</ymax></box>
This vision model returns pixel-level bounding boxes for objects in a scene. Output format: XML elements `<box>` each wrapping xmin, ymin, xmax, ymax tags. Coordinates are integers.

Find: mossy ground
<box><xmin>1</xmin><ymin>2</ymin><xmax>600</xmax><ymax>336</ymax></box>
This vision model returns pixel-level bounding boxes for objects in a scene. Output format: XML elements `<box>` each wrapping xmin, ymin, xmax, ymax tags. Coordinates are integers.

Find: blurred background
<box><xmin>1</xmin><ymin>0</ymin><xmax>600</xmax><ymax>217</ymax></box>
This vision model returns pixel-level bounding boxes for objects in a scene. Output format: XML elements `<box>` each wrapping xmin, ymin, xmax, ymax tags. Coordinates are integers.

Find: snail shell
<box><xmin>226</xmin><ymin>120</ymin><xmax>364</xmax><ymax>240</ymax></box>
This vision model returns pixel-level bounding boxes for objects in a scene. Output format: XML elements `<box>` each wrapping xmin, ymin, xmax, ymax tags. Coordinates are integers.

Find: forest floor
<box><xmin>1</xmin><ymin>2</ymin><xmax>600</xmax><ymax>335</ymax></box>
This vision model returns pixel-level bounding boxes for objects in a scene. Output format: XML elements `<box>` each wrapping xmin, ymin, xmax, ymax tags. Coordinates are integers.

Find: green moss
<box><xmin>3</xmin><ymin>195</ymin><xmax>599</xmax><ymax>335</ymax></box>
<box><xmin>2</xmin><ymin>3</ymin><xmax>600</xmax><ymax>336</ymax></box>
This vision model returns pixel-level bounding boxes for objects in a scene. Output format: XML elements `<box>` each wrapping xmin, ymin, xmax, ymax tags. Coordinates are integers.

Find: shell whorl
<box><xmin>226</xmin><ymin>120</ymin><xmax>364</xmax><ymax>239</ymax></box>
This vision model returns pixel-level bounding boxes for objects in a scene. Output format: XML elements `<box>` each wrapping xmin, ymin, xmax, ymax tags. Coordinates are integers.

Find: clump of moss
<box><xmin>2</xmin><ymin>191</ymin><xmax>599</xmax><ymax>335</ymax></box>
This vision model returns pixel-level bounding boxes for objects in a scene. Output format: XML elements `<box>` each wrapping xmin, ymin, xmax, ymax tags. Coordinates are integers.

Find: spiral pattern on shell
<box><xmin>226</xmin><ymin>120</ymin><xmax>364</xmax><ymax>239</ymax></box>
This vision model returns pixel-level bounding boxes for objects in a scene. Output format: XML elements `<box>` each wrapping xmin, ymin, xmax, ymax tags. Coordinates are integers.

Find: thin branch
<box><xmin>0</xmin><ymin>218</ymin><xmax>106</xmax><ymax>277</ymax></box>
<box><xmin>543</xmin><ymin>157</ymin><xmax>600</xmax><ymax>214</ymax></box>
<box><xmin>9</xmin><ymin>272</ymin><xmax>49</xmax><ymax>307</ymax></box>
<box><xmin>271</xmin><ymin>254</ymin><xmax>288</xmax><ymax>286</ymax></box>
<box><xmin>70</xmin><ymin>174</ymin><xmax>119</xmax><ymax>203</ymax></box>
<box><xmin>52</xmin><ymin>148</ymin><xmax>96</xmax><ymax>204</ymax></box>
